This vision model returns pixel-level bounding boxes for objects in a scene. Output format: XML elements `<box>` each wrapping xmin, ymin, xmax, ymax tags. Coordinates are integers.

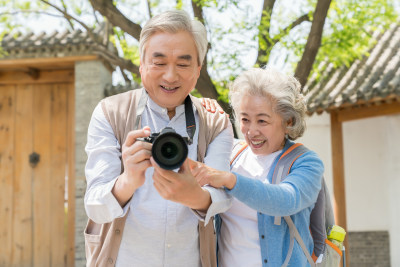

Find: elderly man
<box><xmin>84</xmin><ymin>10</ymin><xmax>233</xmax><ymax>267</ymax></box>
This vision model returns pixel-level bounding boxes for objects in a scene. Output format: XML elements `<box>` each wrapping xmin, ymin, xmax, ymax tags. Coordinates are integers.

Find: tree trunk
<box><xmin>89</xmin><ymin>0</ymin><xmax>142</xmax><ymax>40</ymax></box>
<box><xmin>294</xmin><ymin>0</ymin><xmax>332</xmax><ymax>89</ymax></box>
<box><xmin>256</xmin><ymin>0</ymin><xmax>276</xmax><ymax>65</ymax></box>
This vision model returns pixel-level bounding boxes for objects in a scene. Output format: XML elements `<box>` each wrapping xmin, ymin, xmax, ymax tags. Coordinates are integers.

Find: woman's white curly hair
<box><xmin>229</xmin><ymin>67</ymin><xmax>307</xmax><ymax>140</ymax></box>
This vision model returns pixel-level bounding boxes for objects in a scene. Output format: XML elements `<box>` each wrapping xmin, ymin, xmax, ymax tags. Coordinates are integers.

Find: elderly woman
<box><xmin>193</xmin><ymin>68</ymin><xmax>324</xmax><ymax>266</ymax></box>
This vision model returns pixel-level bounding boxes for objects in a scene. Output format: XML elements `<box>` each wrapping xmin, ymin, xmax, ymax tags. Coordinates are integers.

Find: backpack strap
<box><xmin>283</xmin><ymin>216</ymin><xmax>315</xmax><ymax>267</ymax></box>
<box><xmin>229</xmin><ymin>139</ymin><xmax>248</xmax><ymax>166</ymax></box>
<box><xmin>272</xmin><ymin>143</ymin><xmax>309</xmax><ymax>225</ymax></box>
<box><xmin>271</xmin><ymin>143</ymin><xmax>316</xmax><ymax>267</ymax></box>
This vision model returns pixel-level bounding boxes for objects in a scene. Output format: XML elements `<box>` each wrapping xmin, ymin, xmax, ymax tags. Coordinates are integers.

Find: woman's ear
<box><xmin>286</xmin><ymin>118</ymin><xmax>293</xmax><ymax>128</ymax></box>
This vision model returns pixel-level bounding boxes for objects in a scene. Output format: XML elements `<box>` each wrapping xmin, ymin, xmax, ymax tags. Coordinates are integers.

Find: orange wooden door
<box><xmin>0</xmin><ymin>82</ymin><xmax>72</xmax><ymax>267</ymax></box>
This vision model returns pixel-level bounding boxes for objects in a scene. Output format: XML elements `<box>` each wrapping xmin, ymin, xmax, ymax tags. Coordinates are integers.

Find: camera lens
<box><xmin>161</xmin><ymin>142</ymin><xmax>178</xmax><ymax>159</ymax></box>
<box><xmin>152</xmin><ymin>132</ymin><xmax>188</xmax><ymax>170</ymax></box>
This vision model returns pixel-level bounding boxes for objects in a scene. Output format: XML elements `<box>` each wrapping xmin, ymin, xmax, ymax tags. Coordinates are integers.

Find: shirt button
<box><xmin>261</xmin><ymin>235</ymin><xmax>265</xmax><ymax>239</ymax></box>
<box><xmin>115</xmin><ymin>229</ymin><xmax>120</xmax><ymax>234</ymax></box>
<box><xmin>107</xmin><ymin>258</ymin><xmax>113</xmax><ymax>264</ymax></box>
<box><xmin>264</xmin><ymin>259</ymin><xmax>268</xmax><ymax>263</ymax></box>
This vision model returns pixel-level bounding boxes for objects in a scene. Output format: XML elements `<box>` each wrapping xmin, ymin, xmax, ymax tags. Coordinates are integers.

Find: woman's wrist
<box><xmin>224</xmin><ymin>172</ymin><xmax>237</xmax><ymax>190</ymax></box>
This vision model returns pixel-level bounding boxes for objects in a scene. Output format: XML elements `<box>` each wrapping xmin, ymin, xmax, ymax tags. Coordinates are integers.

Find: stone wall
<box><xmin>348</xmin><ymin>231</ymin><xmax>391</xmax><ymax>267</ymax></box>
<box><xmin>74</xmin><ymin>60</ymin><xmax>111</xmax><ymax>267</ymax></box>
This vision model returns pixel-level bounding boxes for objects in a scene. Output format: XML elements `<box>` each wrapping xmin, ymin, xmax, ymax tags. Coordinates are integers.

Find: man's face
<box><xmin>139</xmin><ymin>31</ymin><xmax>201</xmax><ymax>114</ymax></box>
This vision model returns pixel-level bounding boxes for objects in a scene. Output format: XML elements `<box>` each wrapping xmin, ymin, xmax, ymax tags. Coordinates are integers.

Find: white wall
<box><xmin>298</xmin><ymin>112</ymin><xmax>400</xmax><ymax>266</ymax></box>
<box><xmin>385</xmin><ymin>115</ymin><xmax>400</xmax><ymax>267</ymax></box>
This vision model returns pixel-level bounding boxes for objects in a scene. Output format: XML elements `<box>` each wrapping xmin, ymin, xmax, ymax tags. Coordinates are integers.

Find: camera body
<box><xmin>139</xmin><ymin>127</ymin><xmax>189</xmax><ymax>170</ymax></box>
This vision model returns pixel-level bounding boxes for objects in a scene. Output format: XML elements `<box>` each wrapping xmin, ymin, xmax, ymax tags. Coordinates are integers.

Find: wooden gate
<box><xmin>0</xmin><ymin>68</ymin><xmax>75</xmax><ymax>267</ymax></box>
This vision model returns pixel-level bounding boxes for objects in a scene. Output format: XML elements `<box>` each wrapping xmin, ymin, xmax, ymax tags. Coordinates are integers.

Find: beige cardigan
<box><xmin>84</xmin><ymin>88</ymin><xmax>230</xmax><ymax>267</ymax></box>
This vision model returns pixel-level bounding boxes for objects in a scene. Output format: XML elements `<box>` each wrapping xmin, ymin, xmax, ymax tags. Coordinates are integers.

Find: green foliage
<box><xmin>318</xmin><ymin>0</ymin><xmax>396</xmax><ymax>67</ymax></box>
<box><xmin>290</xmin><ymin>0</ymin><xmax>398</xmax><ymax>81</ymax></box>
<box><xmin>112</xmin><ymin>27</ymin><xmax>140</xmax><ymax>66</ymax></box>
<box><xmin>193</xmin><ymin>78</ymin><xmax>231</xmax><ymax>104</ymax></box>
<box><xmin>214</xmin><ymin>79</ymin><xmax>230</xmax><ymax>103</ymax></box>
<box><xmin>15</xmin><ymin>1</ymin><xmax>31</xmax><ymax>9</ymax></box>
<box><xmin>257</xmin><ymin>11</ymin><xmax>273</xmax><ymax>64</ymax></box>
<box><xmin>0</xmin><ymin>0</ymin><xmax>398</xmax><ymax>92</ymax></box>
<box><xmin>192</xmin><ymin>0</ymin><xmax>217</xmax><ymax>8</ymax></box>
<box><xmin>190</xmin><ymin>88</ymin><xmax>202</xmax><ymax>98</ymax></box>
<box><xmin>205</xmin><ymin>1</ymin><xmax>258</xmax><ymax>83</ymax></box>
<box><xmin>175</xmin><ymin>0</ymin><xmax>183</xmax><ymax>10</ymax></box>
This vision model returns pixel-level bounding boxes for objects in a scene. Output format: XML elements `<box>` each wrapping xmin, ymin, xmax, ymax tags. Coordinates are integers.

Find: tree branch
<box><xmin>59</xmin><ymin>0</ymin><xmax>74</xmax><ymax>29</ymax></box>
<box><xmin>272</xmin><ymin>13</ymin><xmax>310</xmax><ymax>43</ymax></box>
<box><xmin>0</xmin><ymin>10</ymin><xmax>67</xmax><ymax>19</ymax></box>
<box><xmin>294</xmin><ymin>0</ymin><xmax>332</xmax><ymax>89</ymax></box>
<box><xmin>191</xmin><ymin>0</ymin><xmax>205</xmax><ymax>24</ymax></box>
<box><xmin>190</xmin><ymin>1</ymin><xmax>229</xmax><ymax>110</ymax></box>
<box><xmin>256</xmin><ymin>0</ymin><xmax>276</xmax><ymax>65</ymax></box>
<box><xmin>146</xmin><ymin>0</ymin><xmax>152</xmax><ymax>18</ymax></box>
<box><xmin>190</xmin><ymin>1</ymin><xmax>237</xmax><ymax>135</ymax></box>
<box><xmin>89</xmin><ymin>0</ymin><xmax>142</xmax><ymax>40</ymax></box>
<box><xmin>40</xmin><ymin>0</ymin><xmax>95</xmax><ymax>37</ymax></box>
<box><xmin>39</xmin><ymin>0</ymin><xmax>139</xmax><ymax>78</ymax></box>
<box><xmin>94</xmin><ymin>44</ymin><xmax>140</xmax><ymax>76</ymax></box>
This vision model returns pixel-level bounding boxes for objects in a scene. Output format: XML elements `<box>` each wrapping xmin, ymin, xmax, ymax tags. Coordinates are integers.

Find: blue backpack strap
<box><xmin>272</xmin><ymin>143</ymin><xmax>309</xmax><ymax>225</ymax></box>
<box><xmin>271</xmin><ymin>143</ymin><xmax>316</xmax><ymax>267</ymax></box>
<box><xmin>271</xmin><ymin>143</ymin><xmax>309</xmax><ymax>185</ymax></box>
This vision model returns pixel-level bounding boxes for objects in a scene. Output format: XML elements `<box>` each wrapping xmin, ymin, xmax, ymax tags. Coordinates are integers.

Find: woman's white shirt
<box><xmin>219</xmin><ymin>148</ymin><xmax>281</xmax><ymax>267</ymax></box>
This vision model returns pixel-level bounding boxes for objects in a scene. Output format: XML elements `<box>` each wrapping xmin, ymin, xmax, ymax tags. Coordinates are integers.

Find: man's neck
<box><xmin>167</xmin><ymin>108</ymin><xmax>176</xmax><ymax>119</ymax></box>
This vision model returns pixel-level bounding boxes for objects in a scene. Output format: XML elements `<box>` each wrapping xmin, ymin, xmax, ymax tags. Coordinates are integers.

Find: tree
<box><xmin>1</xmin><ymin>0</ymin><xmax>398</xmax><ymax>114</ymax></box>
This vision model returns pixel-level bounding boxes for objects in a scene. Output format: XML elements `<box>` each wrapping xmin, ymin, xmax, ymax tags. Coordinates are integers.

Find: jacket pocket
<box><xmin>84</xmin><ymin>219</ymin><xmax>103</xmax><ymax>266</ymax></box>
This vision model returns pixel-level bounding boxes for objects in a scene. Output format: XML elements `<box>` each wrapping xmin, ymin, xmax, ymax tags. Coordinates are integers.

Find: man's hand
<box><xmin>112</xmin><ymin>126</ymin><xmax>152</xmax><ymax>207</ymax></box>
<box><xmin>189</xmin><ymin>158</ymin><xmax>237</xmax><ymax>190</ymax></box>
<box><xmin>151</xmin><ymin>157</ymin><xmax>212</xmax><ymax>212</ymax></box>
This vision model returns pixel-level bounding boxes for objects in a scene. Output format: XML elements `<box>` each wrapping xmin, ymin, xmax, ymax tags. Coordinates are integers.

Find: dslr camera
<box><xmin>138</xmin><ymin>127</ymin><xmax>189</xmax><ymax>170</ymax></box>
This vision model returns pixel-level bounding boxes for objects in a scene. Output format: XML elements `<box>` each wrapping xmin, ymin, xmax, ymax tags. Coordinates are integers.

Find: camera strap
<box><xmin>135</xmin><ymin>89</ymin><xmax>196</xmax><ymax>145</ymax></box>
<box><xmin>184</xmin><ymin>96</ymin><xmax>196</xmax><ymax>145</ymax></box>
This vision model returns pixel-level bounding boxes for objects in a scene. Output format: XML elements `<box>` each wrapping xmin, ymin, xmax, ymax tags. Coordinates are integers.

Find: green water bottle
<box><xmin>327</xmin><ymin>225</ymin><xmax>346</xmax><ymax>249</ymax></box>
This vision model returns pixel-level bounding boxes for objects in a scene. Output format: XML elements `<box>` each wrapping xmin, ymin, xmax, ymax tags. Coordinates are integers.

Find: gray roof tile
<box><xmin>1</xmin><ymin>26</ymin><xmax>117</xmax><ymax>60</ymax></box>
<box><xmin>305</xmin><ymin>23</ymin><xmax>400</xmax><ymax>114</ymax></box>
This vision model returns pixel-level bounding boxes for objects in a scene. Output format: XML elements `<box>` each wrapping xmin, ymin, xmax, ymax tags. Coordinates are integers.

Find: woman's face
<box><xmin>239</xmin><ymin>94</ymin><xmax>287</xmax><ymax>155</ymax></box>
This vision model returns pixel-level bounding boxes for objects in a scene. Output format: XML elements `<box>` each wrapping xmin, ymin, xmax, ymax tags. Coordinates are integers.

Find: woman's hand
<box><xmin>188</xmin><ymin>158</ymin><xmax>237</xmax><ymax>190</ymax></box>
<box><xmin>200</xmin><ymin>98</ymin><xmax>226</xmax><ymax>115</ymax></box>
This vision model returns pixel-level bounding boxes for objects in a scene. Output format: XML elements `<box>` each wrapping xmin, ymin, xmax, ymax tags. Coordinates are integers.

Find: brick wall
<box><xmin>74</xmin><ymin>61</ymin><xmax>112</xmax><ymax>267</ymax></box>
<box><xmin>348</xmin><ymin>231</ymin><xmax>391</xmax><ymax>267</ymax></box>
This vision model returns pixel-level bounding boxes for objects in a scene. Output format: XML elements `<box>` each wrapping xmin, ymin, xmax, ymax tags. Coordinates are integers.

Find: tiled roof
<box><xmin>304</xmin><ymin>23</ymin><xmax>400</xmax><ymax>115</ymax></box>
<box><xmin>1</xmin><ymin>26</ymin><xmax>117</xmax><ymax>60</ymax></box>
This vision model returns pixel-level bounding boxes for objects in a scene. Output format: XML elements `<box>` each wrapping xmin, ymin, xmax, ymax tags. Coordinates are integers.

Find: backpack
<box><xmin>230</xmin><ymin>140</ymin><xmax>345</xmax><ymax>267</ymax></box>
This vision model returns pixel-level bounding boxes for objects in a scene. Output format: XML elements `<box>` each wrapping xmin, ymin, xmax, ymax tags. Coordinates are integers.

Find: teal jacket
<box><xmin>216</xmin><ymin>140</ymin><xmax>324</xmax><ymax>266</ymax></box>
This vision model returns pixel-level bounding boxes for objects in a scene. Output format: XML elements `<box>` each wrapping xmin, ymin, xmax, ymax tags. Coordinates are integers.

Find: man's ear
<box><xmin>196</xmin><ymin>65</ymin><xmax>201</xmax><ymax>79</ymax></box>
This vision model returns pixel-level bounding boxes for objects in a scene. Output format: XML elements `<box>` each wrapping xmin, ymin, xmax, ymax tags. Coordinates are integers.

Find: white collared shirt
<box><xmin>85</xmin><ymin>96</ymin><xmax>233</xmax><ymax>267</ymax></box>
